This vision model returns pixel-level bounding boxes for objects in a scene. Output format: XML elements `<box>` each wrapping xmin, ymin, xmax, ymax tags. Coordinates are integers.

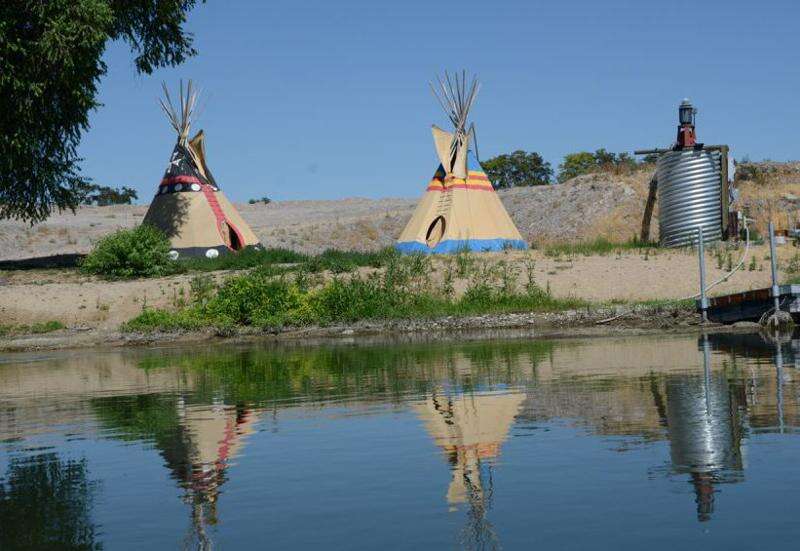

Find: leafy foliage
<box><xmin>557</xmin><ymin>149</ymin><xmax>640</xmax><ymax>183</ymax></box>
<box><xmin>482</xmin><ymin>150</ymin><xmax>553</xmax><ymax>188</ymax></box>
<box><xmin>0</xmin><ymin>0</ymin><xmax>203</xmax><ymax>222</ymax></box>
<box><xmin>80</xmin><ymin>224</ymin><xmax>180</xmax><ymax>279</ymax></box>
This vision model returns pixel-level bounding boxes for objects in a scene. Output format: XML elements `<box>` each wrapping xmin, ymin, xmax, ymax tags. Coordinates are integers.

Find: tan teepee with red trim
<box><xmin>142</xmin><ymin>81</ymin><xmax>261</xmax><ymax>259</ymax></box>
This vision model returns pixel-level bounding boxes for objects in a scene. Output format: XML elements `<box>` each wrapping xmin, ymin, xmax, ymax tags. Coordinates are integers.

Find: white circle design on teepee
<box><xmin>168</xmin><ymin>250</ymin><xmax>179</xmax><ymax>260</ymax></box>
<box><xmin>174</xmin><ymin>183</ymin><xmax>183</xmax><ymax>191</ymax></box>
<box><xmin>206</xmin><ymin>249</ymin><xmax>219</xmax><ymax>259</ymax></box>
<box><xmin>191</xmin><ymin>184</ymin><xmax>201</xmax><ymax>191</ymax></box>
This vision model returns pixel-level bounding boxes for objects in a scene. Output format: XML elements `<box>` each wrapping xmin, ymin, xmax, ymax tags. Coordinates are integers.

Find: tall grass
<box><xmin>0</xmin><ymin>320</ymin><xmax>65</xmax><ymax>337</ymax></box>
<box><xmin>542</xmin><ymin>237</ymin><xmax>656</xmax><ymax>257</ymax></box>
<box><xmin>123</xmin><ymin>254</ymin><xmax>586</xmax><ymax>333</ymax></box>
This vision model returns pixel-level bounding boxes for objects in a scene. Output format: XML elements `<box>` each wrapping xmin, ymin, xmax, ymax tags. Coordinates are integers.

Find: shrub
<box><xmin>81</xmin><ymin>225</ymin><xmax>180</xmax><ymax>279</ymax></box>
<box><xmin>557</xmin><ymin>149</ymin><xmax>642</xmax><ymax>182</ymax></box>
<box><xmin>203</xmin><ymin>269</ymin><xmax>314</xmax><ymax>328</ymax></box>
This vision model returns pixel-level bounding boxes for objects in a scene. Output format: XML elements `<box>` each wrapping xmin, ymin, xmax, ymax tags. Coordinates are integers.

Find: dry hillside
<box><xmin>1</xmin><ymin>162</ymin><xmax>799</xmax><ymax>261</ymax></box>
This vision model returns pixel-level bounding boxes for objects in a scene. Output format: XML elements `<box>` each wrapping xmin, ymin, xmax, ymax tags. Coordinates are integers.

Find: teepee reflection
<box><xmin>415</xmin><ymin>389</ymin><xmax>524</xmax><ymax>549</ymax></box>
<box><xmin>159</xmin><ymin>400</ymin><xmax>260</xmax><ymax>550</ymax></box>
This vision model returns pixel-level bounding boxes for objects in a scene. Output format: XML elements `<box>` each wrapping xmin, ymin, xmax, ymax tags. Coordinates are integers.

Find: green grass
<box><xmin>177</xmin><ymin>246</ymin><xmax>398</xmax><ymax>274</ymax></box>
<box><xmin>122</xmin><ymin>256</ymin><xmax>587</xmax><ymax>333</ymax></box>
<box><xmin>0</xmin><ymin>320</ymin><xmax>65</xmax><ymax>337</ymax></box>
<box><xmin>179</xmin><ymin>247</ymin><xmax>308</xmax><ymax>271</ymax></box>
<box><xmin>542</xmin><ymin>237</ymin><xmax>656</xmax><ymax>257</ymax></box>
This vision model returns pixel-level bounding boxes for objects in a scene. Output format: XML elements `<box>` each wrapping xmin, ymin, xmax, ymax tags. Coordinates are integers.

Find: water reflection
<box><xmin>1</xmin><ymin>333</ymin><xmax>800</xmax><ymax>548</ymax></box>
<box><xmin>415</xmin><ymin>390</ymin><xmax>524</xmax><ymax>549</ymax></box>
<box><xmin>0</xmin><ymin>453</ymin><xmax>100</xmax><ymax>550</ymax></box>
<box><xmin>663</xmin><ymin>338</ymin><xmax>746</xmax><ymax>521</ymax></box>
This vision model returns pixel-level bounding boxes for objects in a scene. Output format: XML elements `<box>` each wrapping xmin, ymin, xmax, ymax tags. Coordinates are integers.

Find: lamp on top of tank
<box><xmin>679</xmin><ymin>99</ymin><xmax>696</xmax><ymax>125</ymax></box>
<box><xmin>676</xmin><ymin>98</ymin><xmax>698</xmax><ymax>149</ymax></box>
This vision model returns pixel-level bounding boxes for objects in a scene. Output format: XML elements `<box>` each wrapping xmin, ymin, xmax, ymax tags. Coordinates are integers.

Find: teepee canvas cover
<box><xmin>396</xmin><ymin>73</ymin><xmax>526</xmax><ymax>254</ymax></box>
<box><xmin>143</xmin><ymin>81</ymin><xmax>261</xmax><ymax>259</ymax></box>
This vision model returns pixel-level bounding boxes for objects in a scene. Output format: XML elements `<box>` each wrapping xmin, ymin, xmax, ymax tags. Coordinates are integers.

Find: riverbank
<box><xmin>0</xmin><ymin>242</ymin><xmax>792</xmax><ymax>352</ymax></box>
<box><xmin>0</xmin><ymin>245</ymin><xmax>788</xmax><ymax>328</ymax></box>
<box><xmin>0</xmin><ymin>300</ymin><xmax>765</xmax><ymax>353</ymax></box>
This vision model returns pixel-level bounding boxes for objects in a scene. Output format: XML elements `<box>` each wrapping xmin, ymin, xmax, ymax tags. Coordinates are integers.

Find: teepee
<box><xmin>142</xmin><ymin>81</ymin><xmax>262</xmax><ymax>259</ymax></box>
<box><xmin>396</xmin><ymin>72</ymin><xmax>527</xmax><ymax>254</ymax></box>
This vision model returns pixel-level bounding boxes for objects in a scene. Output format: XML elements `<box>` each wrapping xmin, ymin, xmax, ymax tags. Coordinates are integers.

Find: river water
<box><xmin>1</xmin><ymin>332</ymin><xmax>799</xmax><ymax>549</ymax></box>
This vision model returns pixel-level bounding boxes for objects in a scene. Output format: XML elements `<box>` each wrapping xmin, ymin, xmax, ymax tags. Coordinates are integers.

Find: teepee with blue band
<box><xmin>396</xmin><ymin>72</ymin><xmax>527</xmax><ymax>255</ymax></box>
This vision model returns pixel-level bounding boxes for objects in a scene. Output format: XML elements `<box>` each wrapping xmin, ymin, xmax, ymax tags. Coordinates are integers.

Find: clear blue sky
<box><xmin>78</xmin><ymin>0</ymin><xmax>800</xmax><ymax>203</ymax></box>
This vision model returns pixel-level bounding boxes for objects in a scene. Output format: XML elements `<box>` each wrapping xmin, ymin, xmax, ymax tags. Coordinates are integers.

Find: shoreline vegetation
<box><xmin>86</xmin><ymin>228</ymin><xmax>668</xmax><ymax>335</ymax></box>
<box><xmin>9</xmin><ymin>223</ymin><xmax>797</xmax><ymax>352</ymax></box>
<box><xmin>122</xmin><ymin>245</ymin><xmax>594</xmax><ymax>333</ymax></box>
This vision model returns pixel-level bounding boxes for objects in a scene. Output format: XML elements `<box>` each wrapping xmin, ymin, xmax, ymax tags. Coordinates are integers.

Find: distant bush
<box><xmin>248</xmin><ymin>196</ymin><xmax>272</xmax><ymax>205</ymax></box>
<box><xmin>77</xmin><ymin>183</ymin><xmax>138</xmax><ymax>206</ymax></box>
<box><xmin>557</xmin><ymin>149</ymin><xmax>641</xmax><ymax>183</ymax></box>
<box><xmin>80</xmin><ymin>225</ymin><xmax>181</xmax><ymax>279</ymax></box>
<box><xmin>482</xmin><ymin>150</ymin><xmax>553</xmax><ymax>188</ymax></box>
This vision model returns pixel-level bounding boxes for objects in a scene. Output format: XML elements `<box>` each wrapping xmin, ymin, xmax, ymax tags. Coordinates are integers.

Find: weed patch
<box><xmin>0</xmin><ymin>320</ymin><xmax>65</xmax><ymax>337</ymax></box>
<box><xmin>123</xmin><ymin>254</ymin><xmax>586</xmax><ymax>333</ymax></box>
<box><xmin>543</xmin><ymin>237</ymin><xmax>655</xmax><ymax>258</ymax></box>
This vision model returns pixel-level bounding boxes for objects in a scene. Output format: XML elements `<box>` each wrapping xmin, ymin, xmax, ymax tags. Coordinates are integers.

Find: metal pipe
<box><xmin>702</xmin><ymin>333</ymin><xmax>711</xmax><ymax>414</ymax></box>
<box><xmin>698</xmin><ymin>227</ymin><xmax>708</xmax><ymax>322</ymax></box>
<box><xmin>769</xmin><ymin>221</ymin><xmax>781</xmax><ymax>313</ymax></box>
<box><xmin>775</xmin><ymin>340</ymin><xmax>784</xmax><ymax>434</ymax></box>
<box><xmin>634</xmin><ymin>145</ymin><xmax>730</xmax><ymax>155</ymax></box>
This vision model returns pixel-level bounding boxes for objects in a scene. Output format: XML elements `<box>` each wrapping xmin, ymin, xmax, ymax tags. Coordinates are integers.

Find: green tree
<box><xmin>557</xmin><ymin>151</ymin><xmax>596</xmax><ymax>183</ymax></box>
<box><xmin>78</xmin><ymin>184</ymin><xmax>139</xmax><ymax>206</ymax></box>
<box><xmin>558</xmin><ymin>149</ymin><xmax>641</xmax><ymax>182</ymax></box>
<box><xmin>481</xmin><ymin>150</ymin><xmax>552</xmax><ymax>188</ymax></box>
<box><xmin>0</xmin><ymin>0</ymin><xmax>203</xmax><ymax>223</ymax></box>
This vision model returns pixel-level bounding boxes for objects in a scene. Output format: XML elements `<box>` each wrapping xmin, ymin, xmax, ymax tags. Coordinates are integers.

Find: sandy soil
<box><xmin>0</xmin><ymin>244</ymin><xmax>790</xmax><ymax>332</ymax></box>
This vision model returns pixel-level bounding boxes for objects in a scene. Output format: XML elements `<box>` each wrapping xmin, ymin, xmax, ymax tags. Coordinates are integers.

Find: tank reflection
<box><xmin>660</xmin><ymin>335</ymin><xmax>746</xmax><ymax>521</ymax></box>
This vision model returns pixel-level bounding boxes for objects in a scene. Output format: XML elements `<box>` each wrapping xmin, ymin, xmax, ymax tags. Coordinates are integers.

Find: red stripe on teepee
<box><xmin>200</xmin><ymin>184</ymin><xmax>245</xmax><ymax>250</ymax></box>
<box><xmin>426</xmin><ymin>183</ymin><xmax>495</xmax><ymax>192</ymax></box>
<box><xmin>161</xmin><ymin>175</ymin><xmax>204</xmax><ymax>186</ymax></box>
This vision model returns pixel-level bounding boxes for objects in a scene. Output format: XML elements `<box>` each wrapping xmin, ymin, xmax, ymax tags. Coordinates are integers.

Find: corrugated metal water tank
<box><xmin>656</xmin><ymin>149</ymin><xmax>722</xmax><ymax>248</ymax></box>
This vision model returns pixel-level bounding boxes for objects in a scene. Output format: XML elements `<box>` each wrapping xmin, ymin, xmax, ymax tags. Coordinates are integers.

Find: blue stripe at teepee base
<box><xmin>395</xmin><ymin>239</ymin><xmax>528</xmax><ymax>255</ymax></box>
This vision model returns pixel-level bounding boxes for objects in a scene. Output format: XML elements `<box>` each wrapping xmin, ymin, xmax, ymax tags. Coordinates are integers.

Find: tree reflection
<box><xmin>0</xmin><ymin>453</ymin><xmax>100</xmax><ymax>550</ymax></box>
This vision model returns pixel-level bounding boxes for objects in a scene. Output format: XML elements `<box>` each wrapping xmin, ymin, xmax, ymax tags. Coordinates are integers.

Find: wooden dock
<box><xmin>700</xmin><ymin>285</ymin><xmax>800</xmax><ymax>323</ymax></box>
